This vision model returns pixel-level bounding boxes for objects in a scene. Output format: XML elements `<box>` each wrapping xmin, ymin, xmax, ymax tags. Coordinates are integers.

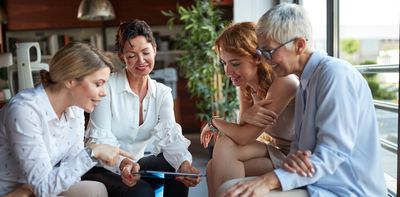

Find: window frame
<box><xmin>297</xmin><ymin>0</ymin><xmax>399</xmax><ymax>194</ymax></box>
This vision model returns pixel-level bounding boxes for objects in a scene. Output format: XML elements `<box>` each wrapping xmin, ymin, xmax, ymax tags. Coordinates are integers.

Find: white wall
<box><xmin>233</xmin><ymin>0</ymin><xmax>275</xmax><ymax>22</ymax></box>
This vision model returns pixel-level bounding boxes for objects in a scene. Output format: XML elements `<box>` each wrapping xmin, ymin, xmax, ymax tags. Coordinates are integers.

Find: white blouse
<box><xmin>86</xmin><ymin>69</ymin><xmax>192</xmax><ymax>173</ymax></box>
<box><xmin>0</xmin><ymin>85</ymin><xmax>96</xmax><ymax>197</ymax></box>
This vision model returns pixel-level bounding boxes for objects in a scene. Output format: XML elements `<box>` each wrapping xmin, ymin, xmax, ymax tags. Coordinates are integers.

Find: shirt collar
<box><xmin>114</xmin><ymin>69</ymin><xmax>132</xmax><ymax>94</ymax></box>
<box><xmin>300</xmin><ymin>50</ymin><xmax>327</xmax><ymax>89</ymax></box>
<box><xmin>116</xmin><ymin>68</ymin><xmax>156</xmax><ymax>98</ymax></box>
<box><xmin>37</xmin><ymin>84</ymin><xmax>76</xmax><ymax>122</ymax></box>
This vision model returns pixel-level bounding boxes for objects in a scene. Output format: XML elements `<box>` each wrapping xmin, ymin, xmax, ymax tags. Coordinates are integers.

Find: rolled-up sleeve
<box><xmin>152</xmin><ymin>121</ymin><xmax>192</xmax><ymax>171</ymax></box>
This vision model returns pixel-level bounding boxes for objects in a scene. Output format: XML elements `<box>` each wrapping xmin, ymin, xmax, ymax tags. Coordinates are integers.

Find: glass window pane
<box><xmin>302</xmin><ymin>0</ymin><xmax>327</xmax><ymax>51</ymax></box>
<box><xmin>339</xmin><ymin>0</ymin><xmax>399</xmax><ymax>65</ymax></box>
<box><xmin>339</xmin><ymin>0</ymin><xmax>399</xmax><ymax>103</ymax></box>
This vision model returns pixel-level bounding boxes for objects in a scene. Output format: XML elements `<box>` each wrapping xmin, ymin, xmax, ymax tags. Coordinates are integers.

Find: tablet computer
<box><xmin>134</xmin><ymin>170</ymin><xmax>206</xmax><ymax>178</ymax></box>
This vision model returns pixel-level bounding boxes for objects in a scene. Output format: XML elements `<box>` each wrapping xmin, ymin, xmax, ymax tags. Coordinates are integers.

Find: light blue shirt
<box><xmin>274</xmin><ymin>51</ymin><xmax>387</xmax><ymax>196</ymax></box>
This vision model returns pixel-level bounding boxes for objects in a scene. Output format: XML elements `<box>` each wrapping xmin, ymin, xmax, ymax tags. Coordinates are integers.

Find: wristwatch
<box><xmin>207</xmin><ymin>117</ymin><xmax>219</xmax><ymax>133</ymax></box>
<box><xmin>85</xmin><ymin>147</ymin><xmax>97</xmax><ymax>162</ymax></box>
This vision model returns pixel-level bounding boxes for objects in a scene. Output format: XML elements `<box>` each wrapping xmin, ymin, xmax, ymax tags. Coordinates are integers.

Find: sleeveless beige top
<box><xmin>252</xmin><ymin>93</ymin><xmax>295</xmax><ymax>155</ymax></box>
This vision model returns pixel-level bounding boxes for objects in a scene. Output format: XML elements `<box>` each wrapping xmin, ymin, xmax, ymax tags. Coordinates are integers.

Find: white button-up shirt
<box><xmin>0</xmin><ymin>85</ymin><xmax>96</xmax><ymax>197</ymax></box>
<box><xmin>86</xmin><ymin>69</ymin><xmax>191</xmax><ymax>173</ymax></box>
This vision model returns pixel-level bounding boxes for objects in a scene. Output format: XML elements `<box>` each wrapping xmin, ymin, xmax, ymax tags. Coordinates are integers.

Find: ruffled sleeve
<box><xmin>151</xmin><ymin>121</ymin><xmax>192</xmax><ymax>171</ymax></box>
<box><xmin>85</xmin><ymin>82</ymin><xmax>125</xmax><ymax>174</ymax></box>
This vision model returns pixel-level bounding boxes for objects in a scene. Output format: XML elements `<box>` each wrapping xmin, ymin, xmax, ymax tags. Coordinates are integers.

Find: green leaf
<box><xmin>161</xmin><ymin>0</ymin><xmax>238</xmax><ymax>121</ymax></box>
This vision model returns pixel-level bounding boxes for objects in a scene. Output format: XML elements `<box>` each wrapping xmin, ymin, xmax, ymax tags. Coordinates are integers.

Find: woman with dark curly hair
<box><xmin>83</xmin><ymin>19</ymin><xmax>200</xmax><ymax>197</ymax></box>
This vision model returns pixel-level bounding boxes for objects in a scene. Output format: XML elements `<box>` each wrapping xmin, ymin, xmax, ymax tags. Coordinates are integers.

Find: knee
<box><xmin>80</xmin><ymin>181</ymin><xmax>108</xmax><ymax>197</ymax></box>
<box><xmin>216</xmin><ymin>177</ymin><xmax>253</xmax><ymax>197</ymax></box>
<box><xmin>93</xmin><ymin>182</ymin><xmax>108</xmax><ymax>197</ymax></box>
<box><xmin>216</xmin><ymin>179</ymin><xmax>238</xmax><ymax>197</ymax></box>
<box><xmin>214</xmin><ymin>135</ymin><xmax>236</xmax><ymax>155</ymax></box>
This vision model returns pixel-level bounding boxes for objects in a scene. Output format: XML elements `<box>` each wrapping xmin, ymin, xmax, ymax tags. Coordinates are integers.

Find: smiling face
<box><xmin>70</xmin><ymin>67</ymin><xmax>110</xmax><ymax>113</ymax></box>
<box><xmin>257</xmin><ymin>36</ymin><xmax>296</xmax><ymax>77</ymax></box>
<box><xmin>121</xmin><ymin>36</ymin><xmax>156</xmax><ymax>78</ymax></box>
<box><xmin>219</xmin><ymin>50</ymin><xmax>259</xmax><ymax>87</ymax></box>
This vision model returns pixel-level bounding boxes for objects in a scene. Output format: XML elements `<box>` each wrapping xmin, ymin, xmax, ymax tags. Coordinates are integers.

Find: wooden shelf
<box><xmin>5</xmin><ymin>0</ymin><xmax>194</xmax><ymax>31</ymax></box>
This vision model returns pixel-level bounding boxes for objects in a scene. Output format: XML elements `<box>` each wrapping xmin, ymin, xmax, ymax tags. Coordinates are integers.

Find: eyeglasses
<box><xmin>256</xmin><ymin>38</ymin><xmax>297</xmax><ymax>60</ymax></box>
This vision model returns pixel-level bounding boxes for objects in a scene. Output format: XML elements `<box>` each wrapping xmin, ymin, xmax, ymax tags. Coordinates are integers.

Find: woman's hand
<box><xmin>221</xmin><ymin>174</ymin><xmax>272</xmax><ymax>197</ymax></box>
<box><xmin>241</xmin><ymin>99</ymin><xmax>277</xmax><ymax>128</ymax></box>
<box><xmin>200</xmin><ymin>123</ymin><xmax>219</xmax><ymax>148</ymax></box>
<box><xmin>282</xmin><ymin>150</ymin><xmax>314</xmax><ymax>177</ymax></box>
<box><xmin>119</xmin><ymin>158</ymin><xmax>140</xmax><ymax>187</ymax></box>
<box><xmin>176</xmin><ymin>161</ymin><xmax>201</xmax><ymax>187</ymax></box>
<box><xmin>87</xmin><ymin>144</ymin><xmax>135</xmax><ymax>166</ymax></box>
<box><xmin>4</xmin><ymin>184</ymin><xmax>34</xmax><ymax>197</ymax></box>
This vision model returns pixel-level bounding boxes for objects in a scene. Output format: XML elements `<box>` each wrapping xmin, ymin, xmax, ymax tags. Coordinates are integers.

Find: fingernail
<box><xmin>308</xmin><ymin>173</ymin><xmax>313</xmax><ymax>177</ymax></box>
<box><xmin>311</xmin><ymin>168</ymin><xmax>315</xmax><ymax>173</ymax></box>
<box><xmin>301</xmin><ymin>172</ymin><xmax>307</xmax><ymax>177</ymax></box>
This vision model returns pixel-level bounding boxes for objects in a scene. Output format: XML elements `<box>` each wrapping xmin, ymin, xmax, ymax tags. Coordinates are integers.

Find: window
<box><xmin>339</xmin><ymin>3</ymin><xmax>399</xmax><ymax>187</ymax></box>
<box><xmin>302</xmin><ymin>0</ymin><xmax>327</xmax><ymax>51</ymax></box>
<box><xmin>303</xmin><ymin>0</ymin><xmax>399</xmax><ymax>194</ymax></box>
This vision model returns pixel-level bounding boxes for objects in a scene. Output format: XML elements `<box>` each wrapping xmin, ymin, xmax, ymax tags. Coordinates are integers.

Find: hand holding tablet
<box><xmin>134</xmin><ymin>170</ymin><xmax>206</xmax><ymax>178</ymax></box>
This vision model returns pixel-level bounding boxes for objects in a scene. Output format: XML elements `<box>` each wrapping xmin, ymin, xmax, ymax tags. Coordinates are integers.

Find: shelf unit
<box><xmin>5</xmin><ymin>28</ymin><xmax>104</xmax><ymax>59</ymax></box>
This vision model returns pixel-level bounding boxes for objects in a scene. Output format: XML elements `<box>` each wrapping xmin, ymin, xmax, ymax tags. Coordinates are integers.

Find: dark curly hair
<box><xmin>115</xmin><ymin>19</ymin><xmax>156</xmax><ymax>53</ymax></box>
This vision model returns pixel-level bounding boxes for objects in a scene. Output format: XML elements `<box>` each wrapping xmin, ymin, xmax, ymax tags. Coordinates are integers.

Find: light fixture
<box><xmin>77</xmin><ymin>0</ymin><xmax>115</xmax><ymax>51</ymax></box>
<box><xmin>77</xmin><ymin>0</ymin><xmax>115</xmax><ymax>21</ymax></box>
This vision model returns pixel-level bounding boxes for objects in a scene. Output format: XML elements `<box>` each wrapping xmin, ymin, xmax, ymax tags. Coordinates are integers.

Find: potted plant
<box><xmin>162</xmin><ymin>0</ymin><xmax>238</xmax><ymax>123</ymax></box>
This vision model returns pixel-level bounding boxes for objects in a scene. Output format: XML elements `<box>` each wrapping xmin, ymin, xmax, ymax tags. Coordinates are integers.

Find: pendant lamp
<box><xmin>77</xmin><ymin>0</ymin><xmax>115</xmax><ymax>21</ymax></box>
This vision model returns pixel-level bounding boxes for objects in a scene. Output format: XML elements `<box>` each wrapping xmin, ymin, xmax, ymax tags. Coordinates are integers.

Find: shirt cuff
<box><xmin>169</xmin><ymin>150</ymin><xmax>193</xmax><ymax>171</ymax></box>
<box><xmin>274</xmin><ymin>168</ymin><xmax>312</xmax><ymax>191</ymax></box>
<box><xmin>99</xmin><ymin>155</ymin><xmax>126</xmax><ymax>175</ymax></box>
<box><xmin>80</xmin><ymin>149</ymin><xmax>98</xmax><ymax>168</ymax></box>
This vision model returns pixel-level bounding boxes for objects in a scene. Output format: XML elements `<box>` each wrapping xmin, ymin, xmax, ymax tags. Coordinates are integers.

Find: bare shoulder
<box><xmin>264</xmin><ymin>74</ymin><xmax>299</xmax><ymax>114</ymax></box>
<box><xmin>268</xmin><ymin>74</ymin><xmax>299</xmax><ymax>97</ymax></box>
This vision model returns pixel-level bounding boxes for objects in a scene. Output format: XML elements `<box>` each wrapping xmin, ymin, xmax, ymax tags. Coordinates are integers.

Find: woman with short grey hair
<box><xmin>220</xmin><ymin>3</ymin><xmax>386</xmax><ymax>197</ymax></box>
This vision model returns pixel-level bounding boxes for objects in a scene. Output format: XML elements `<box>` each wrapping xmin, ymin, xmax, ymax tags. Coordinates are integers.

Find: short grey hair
<box><xmin>256</xmin><ymin>3</ymin><xmax>313</xmax><ymax>50</ymax></box>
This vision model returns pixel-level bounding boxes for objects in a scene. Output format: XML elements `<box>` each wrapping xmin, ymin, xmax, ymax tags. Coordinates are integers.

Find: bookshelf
<box><xmin>5</xmin><ymin>28</ymin><xmax>105</xmax><ymax>62</ymax></box>
<box><xmin>4</xmin><ymin>26</ymin><xmax>200</xmax><ymax>132</ymax></box>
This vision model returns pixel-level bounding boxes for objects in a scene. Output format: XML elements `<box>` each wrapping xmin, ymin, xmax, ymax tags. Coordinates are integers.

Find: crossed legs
<box><xmin>206</xmin><ymin>135</ymin><xmax>274</xmax><ymax>196</ymax></box>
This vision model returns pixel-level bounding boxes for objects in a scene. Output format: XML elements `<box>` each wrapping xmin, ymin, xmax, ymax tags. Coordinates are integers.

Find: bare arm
<box><xmin>238</xmin><ymin>87</ymin><xmax>253</xmax><ymax>125</ymax></box>
<box><xmin>238</xmin><ymin>87</ymin><xmax>276</xmax><ymax>126</ymax></box>
<box><xmin>213</xmin><ymin>75</ymin><xmax>299</xmax><ymax>145</ymax></box>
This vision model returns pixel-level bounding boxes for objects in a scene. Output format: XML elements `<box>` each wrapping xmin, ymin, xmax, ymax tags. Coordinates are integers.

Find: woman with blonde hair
<box><xmin>200</xmin><ymin>22</ymin><xmax>299</xmax><ymax>196</ymax></box>
<box><xmin>0</xmin><ymin>42</ymin><xmax>133</xmax><ymax>197</ymax></box>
